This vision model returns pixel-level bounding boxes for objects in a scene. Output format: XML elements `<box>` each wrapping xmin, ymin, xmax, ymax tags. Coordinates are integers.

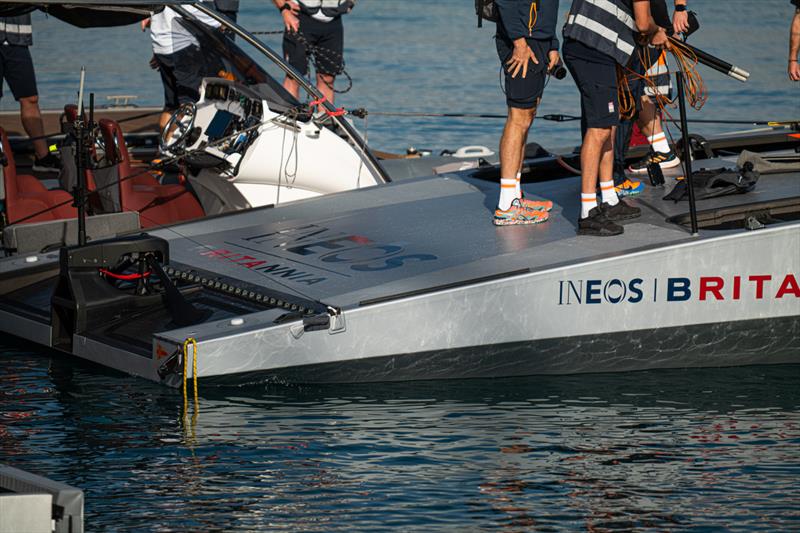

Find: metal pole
<box><xmin>676</xmin><ymin>71</ymin><xmax>699</xmax><ymax>235</ymax></box>
<box><xmin>74</xmin><ymin>71</ymin><xmax>87</xmax><ymax>246</ymax></box>
<box><xmin>75</xmin><ymin>122</ymin><xmax>86</xmax><ymax>247</ymax></box>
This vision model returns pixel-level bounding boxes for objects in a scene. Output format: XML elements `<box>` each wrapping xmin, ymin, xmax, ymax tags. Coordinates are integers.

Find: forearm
<box><xmin>791</xmin><ymin>12</ymin><xmax>800</xmax><ymax>62</ymax></box>
<box><xmin>633</xmin><ymin>1</ymin><xmax>658</xmax><ymax>34</ymax></box>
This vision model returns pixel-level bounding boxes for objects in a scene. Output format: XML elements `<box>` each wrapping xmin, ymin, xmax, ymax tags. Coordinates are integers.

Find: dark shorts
<box><xmin>154</xmin><ymin>45</ymin><xmax>204</xmax><ymax>110</ymax></box>
<box><xmin>563</xmin><ymin>38</ymin><xmax>619</xmax><ymax>129</ymax></box>
<box><xmin>283</xmin><ymin>12</ymin><xmax>344</xmax><ymax>76</ymax></box>
<box><xmin>496</xmin><ymin>36</ymin><xmax>548</xmax><ymax>109</ymax></box>
<box><xmin>0</xmin><ymin>44</ymin><xmax>37</xmax><ymax>100</ymax></box>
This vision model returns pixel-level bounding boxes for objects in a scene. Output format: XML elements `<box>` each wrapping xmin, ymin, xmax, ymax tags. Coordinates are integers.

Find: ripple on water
<box><xmin>1</xmin><ymin>343</ymin><xmax>799</xmax><ymax>531</ymax></box>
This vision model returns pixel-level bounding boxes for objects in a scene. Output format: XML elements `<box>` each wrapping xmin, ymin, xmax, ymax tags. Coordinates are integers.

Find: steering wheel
<box><xmin>160</xmin><ymin>103</ymin><xmax>197</xmax><ymax>155</ymax></box>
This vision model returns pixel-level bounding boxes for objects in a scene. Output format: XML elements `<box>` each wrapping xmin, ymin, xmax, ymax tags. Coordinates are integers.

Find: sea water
<box><xmin>3</xmin><ymin>0</ymin><xmax>799</xmax><ymax>153</ymax></box>
<box><xmin>1</xmin><ymin>0</ymin><xmax>800</xmax><ymax>529</ymax></box>
<box><xmin>2</xmin><ymin>343</ymin><xmax>799</xmax><ymax>531</ymax></box>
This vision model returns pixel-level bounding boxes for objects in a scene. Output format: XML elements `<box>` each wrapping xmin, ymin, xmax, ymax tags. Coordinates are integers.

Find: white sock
<box><xmin>515</xmin><ymin>171</ymin><xmax>522</xmax><ymax>199</ymax></box>
<box><xmin>648</xmin><ymin>132</ymin><xmax>671</xmax><ymax>154</ymax></box>
<box><xmin>498</xmin><ymin>178</ymin><xmax>518</xmax><ymax>211</ymax></box>
<box><xmin>600</xmin><ymin>180</ymin><xmax>619</xmax><ymax>206</ymax></box>
<box><xmin>581</xmin><ymin>193</ymin><xmax>598</xmax><ymax>219</ymax></box>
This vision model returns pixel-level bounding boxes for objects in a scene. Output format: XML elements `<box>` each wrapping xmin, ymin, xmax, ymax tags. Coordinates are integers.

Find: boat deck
<box><xmin>151</xmin><ymin>154</ymin><xmax>799</xmax><ymax>310</ymax></box>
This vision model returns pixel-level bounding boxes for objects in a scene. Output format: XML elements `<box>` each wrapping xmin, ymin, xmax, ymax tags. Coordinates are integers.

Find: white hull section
<box><xmin>183</xmin><ymin>79</ymin><xmax>380</xmax><ymax>209</ymax></box>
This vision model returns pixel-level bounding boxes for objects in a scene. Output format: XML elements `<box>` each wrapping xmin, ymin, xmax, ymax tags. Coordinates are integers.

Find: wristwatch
<box><xmin>674</xmin><ymin>4</ymin><xmax>687</xmax><ymax>12</ymax></box>
<box><xmin>280</xmin><ymin>3</ymin><xmax>292</xmax><ymax>11</ymax></box>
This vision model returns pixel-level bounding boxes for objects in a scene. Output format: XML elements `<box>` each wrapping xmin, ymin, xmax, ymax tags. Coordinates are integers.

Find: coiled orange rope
<box><xmin>616</xmin><ymin>38</ymin><xmax>708</xmax><ymax>122</ymax></box>
<box><xmin>668</xmin><ymin>37</ymin><xmax>708</xmax><ymax>110</ymax></box>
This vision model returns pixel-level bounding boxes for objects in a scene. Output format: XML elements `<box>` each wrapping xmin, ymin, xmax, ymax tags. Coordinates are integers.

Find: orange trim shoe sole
<box><xmin>493</xmin><ymin>199</ymin><xmax>550</xmax><ymax>226</ymax></box>
<box><xmin>519</xmin><ymin>196</ymin><xmax>553</xmax><ymax>212</ymax></box>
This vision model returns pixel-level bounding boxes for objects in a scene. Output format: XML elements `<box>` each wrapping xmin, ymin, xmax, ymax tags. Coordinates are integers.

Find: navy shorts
<box><xmin>496</xmin><ymin>36</ymin><xmax>548</xmax><ymax>109</ymax></box>
<box><xmin>154</xmin><ymin>45</ymin><xmax>204</xmax><ymax>110</ymax></box>
<box><xmin>563</xmin><ymin>38</ymin><xmax>619</xmax><ymax>129</ymax></box>
<box><xmin>283</xmin><ymin>12</ymin><xmax>344</xmax><ymax>76</ymax></box>
<box><xmin>0</xmin><ymin>44</ymin><xmax>38</xmax><ymax>100</ymax></box>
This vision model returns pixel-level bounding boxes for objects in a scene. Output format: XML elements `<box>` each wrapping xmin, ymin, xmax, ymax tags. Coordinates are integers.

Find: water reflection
<box><xmin>1</xmin><ymin>342</ymin><xmax>799</xmax><ymax>531</ymax></box>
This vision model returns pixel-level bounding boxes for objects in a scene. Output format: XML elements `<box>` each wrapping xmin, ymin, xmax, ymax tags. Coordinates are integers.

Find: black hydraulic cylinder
<box><xmin>676</xmin><ymin>72</ymin><xmax>699</xmax><ymax>235</ymax></box>
<box><xmin>669</xmin><ymin>38</ymin><xmax>750</xmax><ymax>82</ymax></box>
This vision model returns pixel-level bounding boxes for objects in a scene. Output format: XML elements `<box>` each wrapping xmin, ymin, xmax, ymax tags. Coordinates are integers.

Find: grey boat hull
<box><xmin>1</xmin><ymin>146</ymin><xmax>798</xmax><ymax>385</ymax></box>
<box><xmin>151</xmin><ymin>224</ymin><xmax>799</xmax><ymax>383</ymax></box>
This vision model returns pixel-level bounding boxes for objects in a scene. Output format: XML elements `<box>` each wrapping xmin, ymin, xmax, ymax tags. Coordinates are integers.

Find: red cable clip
<box><xmin>99</xmin><ymin>268</ymin><xmax>152</xmax><ymax>281</ymax></box>
<box><xmin>309</xmin><ymin>95</ymin><xmax>346</xmax><ymax>117</ymax></box>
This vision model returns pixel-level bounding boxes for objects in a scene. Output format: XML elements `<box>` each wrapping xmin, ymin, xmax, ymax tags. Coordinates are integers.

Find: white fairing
<box><xmin>178</xmin><ymin>78</ymin><xmax>379</xmax><ymax>207</ymax></box>
<box><xmin>235</xmin><ymin>117</ymin><xmax>375</xmax><ymax>206</ymax></box>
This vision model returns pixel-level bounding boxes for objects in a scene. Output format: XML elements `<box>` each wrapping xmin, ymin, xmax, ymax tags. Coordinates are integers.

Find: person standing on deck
<box><xmin>0</xmin><ymin>14</ymin><xmax>60</xmax><ymax>172</ymax></box>
<box><xmin>790</xmin><ymin>0</ymin><xmax>800</xmax><ymax>80</ymax></box>
<box><xmin>492</xmin><ymin>0</ymin><xmax>560</xmax><ymax>226</ymax></box>
<box><xmin>143</xmin><ymin>6</ymin><xmax>221</xmax><ymax>131</ymax></box>
<box><xmin>613</xmin><ymin>0</ymin><xmax>684</xmax><ymax>196</ymax></box>
<box><xmin>562</xmin><ymin>0</ymin><xmax>667</xmax><ymax>236</ymax></box>
<box><xmin>273</xmin><ymin>0</ymin><xmax>355</xmax><ymax>105</ymax></box>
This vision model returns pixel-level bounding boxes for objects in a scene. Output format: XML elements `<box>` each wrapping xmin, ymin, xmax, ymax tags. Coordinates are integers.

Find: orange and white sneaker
<box><xmin>493</xmin><ymin>199</ymin><xmax>550</xmax><ymax>226</ymax></box>
<box><xmin>518</xmin><ymin>195</ymin><xmax>553</xmax><ymax>212</ymax></box>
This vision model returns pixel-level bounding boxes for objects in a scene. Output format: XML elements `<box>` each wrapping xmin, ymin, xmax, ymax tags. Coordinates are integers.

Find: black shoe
<box><xmin>600</xmin><ymin>199</ymin><xmax>641</xmax><ymax>221</ymax></box>
<box><xmin>578</xmin><ymin>206</ymin><xmax>624</xmax><ymax>236</ymax></box>
<box><xmin>628</xmin><ymin>149</ymin><xmax>681</xmax><ymax>174</ymax></box>
<box><xmin>32</xmin><ymin>153</ymin><xmax>61</xmax><ymax>173</ymax></box>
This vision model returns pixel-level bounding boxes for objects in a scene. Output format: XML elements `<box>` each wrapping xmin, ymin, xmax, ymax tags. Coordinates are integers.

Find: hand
<box><xmin>140</xmin><ymin>17</ymin><xmax>150</xmax><ymax>31</ymax></box>
<box><xmin>507</xmin><ymin>38</ymin><xmax>538</xmax><ymax>79</ymax></box>
<box><xmin>672</xmin><ymin>9</ymin><xmax>689</xmax><ymax>34</ymax></box>
<box><xmin>790</xmin><ymin>60</ymin><xmax>800</xmax><ymax>81</ymax></box>
<box><xmin>149</xmin><ymin>55</ymin><xmax>159</xmax><ymax>70</ymax></box>
<box><xmin>282</xmin><ymin>9</ymin><xmax>300</xmax><ymax>32</ymax></box>
<box><xmin>547</xmin><ymin>49</ymin><xmax>560</xmax><ymax>72</ymax></box>
<box><xmin>649</xmin><ymin>27</ymin><xmax>669</xmax><ymax>49</ymax></box>
<box><xmin>281</xmin><ymin>1</ymin><xmax>300</xmax><ymax>32</ymax></box>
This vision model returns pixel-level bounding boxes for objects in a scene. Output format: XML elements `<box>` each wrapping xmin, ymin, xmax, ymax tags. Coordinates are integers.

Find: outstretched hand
<box><xmin>507</xmin><ymin>38</ymin><xmax>538</xmax><ymax>79</ymax></box>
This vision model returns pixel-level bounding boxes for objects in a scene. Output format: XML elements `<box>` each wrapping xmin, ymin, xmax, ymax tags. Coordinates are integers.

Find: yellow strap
<box><xmin>182</xmin><ymin>337</ymin><xmax>199</xmax><ymax>414</ymax></box>
<box><xmin>528</xmin><ymin>2</ymin><xmax>537</xmax><ymax>36</ymax></box>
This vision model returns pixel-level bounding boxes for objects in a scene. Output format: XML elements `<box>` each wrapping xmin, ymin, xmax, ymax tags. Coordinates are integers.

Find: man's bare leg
<box><xmin>635</xmin><ymin>94</ymin><xmax>674</xmax><ymax>160</ymax></box>
<box><xmin>510</xmin><ymin>107</ymin><xmax>552</xmax><ymax>212</ymax></box>
<box><xmin>317</xmin><ymin>73</ymin><xmax>335</xmax><ymax>104</ymax></box>
<box><xmin>599</xmin><ymin>126</ymin><xmax>616</xmax><ymax>185</ymax></box>
<box><xmin>19</xmin><ymin>95</ymin><xmax>49</xmax><ymax>159</ymax></box>
<box><xmin>283</xmin><ymin>76</ymin><xmax>300</xmax><ymax>99</ymax></box>
<box><xmin>580</xmin><ymin>127</ymin><xmax>611</xmax><ymax>196</ymax></box>
<box><xmin>636</xmin><ymin>95</ymin><xmax>659</xmax><ymax>138</ymax></box>
<box><xmin>498</xmin><ymin>106</ymin><xmax>535</xmax><ymax>210</ymax></box>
